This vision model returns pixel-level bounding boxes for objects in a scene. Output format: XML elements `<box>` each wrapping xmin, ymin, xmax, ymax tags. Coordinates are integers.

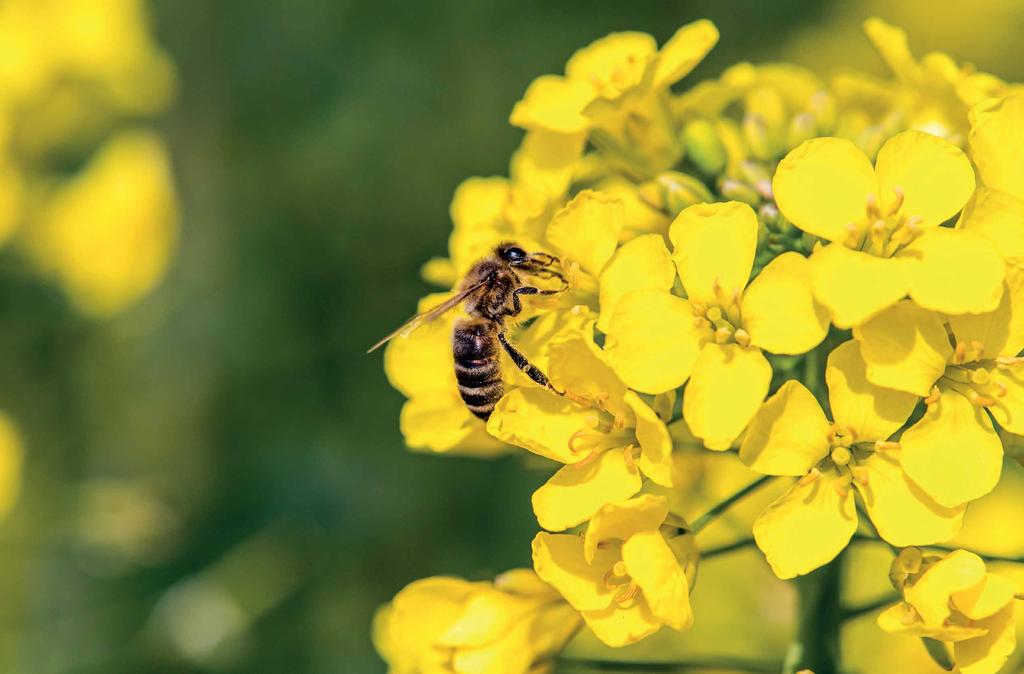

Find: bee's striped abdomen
<box><xmin>453</xmin><ymin>318</ymin><xmax>503</xmax><ymax>420</ymax></box>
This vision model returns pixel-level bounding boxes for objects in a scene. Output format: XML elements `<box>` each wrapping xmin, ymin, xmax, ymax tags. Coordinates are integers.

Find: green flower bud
<box><xmin>639</xmin><ymin>171</ymin><xmax>714</xmax><ymax>216</ymax></box>
<box><xmin>787</xmin><ymin>112</ymin><xmax>818</xmax><ymax>150</ymax></box>
<box><xmin>718</xmin><ymin>177</ymin><xmax>761</xmax><ymax>206</ymax></box>
<box><xmin>681</xmin><ymin>118</ymin><xmax>727</xmax><ymax>175</ymax></box>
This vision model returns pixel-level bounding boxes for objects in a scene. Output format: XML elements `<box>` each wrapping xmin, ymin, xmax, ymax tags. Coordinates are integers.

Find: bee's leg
<box><xmin>509</xmin><ymin>285</ymin><xmax>564</xmax><ymax>316</ymax></box>
<box><xmin>497</xmin><ymin>331</ymin><xmax>563</xmax><ymax>395</ymax></box>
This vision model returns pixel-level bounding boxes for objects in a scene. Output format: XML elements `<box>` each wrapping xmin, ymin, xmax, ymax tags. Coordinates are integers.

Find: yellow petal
<box><xmin>531</xmin><ymin>532</ymin><xmax>615</xmax><ymax>612</ymax></box>
<box><xmin>957</xmin><ymin>187</ymin><xmax>1024</xmax><ymax>264</ymax></box>
<box><xmin>906</xmin><ymin>550</ymin><xmax>987</xmax><ymax>627</ymax></box>
<box><xmin>532</xmin><ymin>449</ymin><xmax>643</xmax><ymax>532</ymax></box>
<box><xmin>621</xmin><ymin>530</ymin><xmax>692</xmax><ymax>630</ymax></box>
<box><xmin>969</xmin><ymin>92</ymin><xmax>1024</xmax><ymax>200</ymax></box>
<box><xmin>624</xmin><ymin>391</ymin><xmax>673</xmax><ymax>488</ymax></box>
<box><xmin>773</xmin><ymin>137</ymin><xmax>876</xmax><ymax>242</ymax></box>
<box><xmin>383</xmin><ymin>293</ymin><xmax>459</xmax><ymax>398</ymax></box>
<box><xmin>566</xmin><ymin>32</ymin><xmax>656</xmax><ymax>100</ymax></box>
<box><xmin>949</xmin><ymin>264</ymin><xmax>1024</xmax><ymax>360</ymax></box>
<box><xmin>875</xmin><ymin>130</ymin><xmax>975</xmax><ymax>227</ymax></box>
<box><xmin>954</xmin><ymin>603</ymin><xmax>1018</xmax><ymax>674</ymax></box>
<box><xmin>953</xmin><ymin>573</ymin><xmax>1019</xmax><ymax>621</ymax></box>
<box><xmin>876</xmin><ymin>603</ymin><xmax>988</xmax><ymax>641</ymax></box>
<box><xmin>511</xmin><ymin>128</ymin><xmax>586</xmax><ymax>200</ymax></box>
<box><xmin>753</xmin><ymin>470</ymin><xmax>857</xmax><ymax>579</ymax></box>
<box><xmin>855</xmin><ymin>451</ymin><xmax>965</xmax><ymax>547</ymax></box>
<box><xmin>400</xmin><ymin>396</ymin><xmax>504</xmax><ymax>456</ymax></box>
<box><xmin>546</xmin><ymin>190</ymin><xmax>623</xmax><ymax>276</ymax></box>
<box><xmin>487</xmin><ymin>388</ymin><xmax>600</xmax><ymax>464</ymax></box>
<box><xmin>809</xmin><ymin>244</ymin><xmax>910</xmax><ymax>329</ymax></box>
<box><xmin>580</xmin><ymin>601</ymin><xmax>661</xmax><ymax>648</ymax></box>
<box><xmin>740</xmin><ymin>252</ymin><xmax>829</xmax><ymax>354</ymax></box>
<box><xmin>604</xmin><ymin>290</ymin><xmax>703</xmax><ymax>394</ymax></box>
<box><xmin>509</xmin><ymin>75</ymin><xmax>593</xmax><ymax>134</ymax></box>
<box><xmin>669</xmin><ymin>201</ymin><xmax>757</xmax><ymax>304</ymax></box>
<box><xmin>683</xmin><ymin>344</ymin><xmax>771</xmax><ymax>450</ymax></box>
<box><xmin>899</xmin><ymin>388</ymin><xmax>1003</xmax><ymax>508</ymax></box>
<box><xmin>547</xmin><ymin>335</ymin><xmax>629</xmax><ymax>421</ymax></box>
<box><xmin>825</xmin><ymin>340</ymin><xmax>919</xmax><ymax>441</ymax></box>
<box><xmin>862</xmin><ymin>18</ymin><xmax>919</xmax><ymax>81</ymax></box>
<box><xmin>653</xmin><ymin>19</ymin><xmax>718</xmax><ymax>89</ymax></box>
<box><xmin>597</xmin><ymin>234</ymin><xmax>676</xmax><ymax>333</ymax></box>
<box><xmin>739</xmin><ymin>380</ymin><xmax>830</xmax><ymax>476</ymax></box>
<box><xmin>388</xmin><ymin>576</ymin><xmax>479</xmax><ymax>670</ymax></box>
<box><xmin>853</xmin><ymin>300</ymin><xmax>952</xmax><ymax>396</ymax></box>
<box><xmin>900</xmin><ymin>228</ymin><xmax>1004</xmax><ymax>315</ymax></box>
<box><xmin>438</xmin><ymin>588</ymin><xmax>536</xmax><ymax>647</ymax></box>
<box><xmin>583</xmin><ymin>494</ymin><xmax>669</xmax><ymax>563</ymax></box>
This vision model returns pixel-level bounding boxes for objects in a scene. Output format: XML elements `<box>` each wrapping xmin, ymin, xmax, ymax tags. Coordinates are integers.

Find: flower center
<box><xmin>603</xmin><ymin>558</ymin><xmax>642</xmax><ymax>606</ymax></box>
<box><xmin>566</xmin><ymin>412</ymin><xmax>635</xmax><ymax>465</ymax></box>
<box><xmin>846</xmin><ymin>186</ymin><xmax>924</xmax><ymax>257</ymax></box>
<box><xmin>691</xmin><ymin>278</ymin><xmax>750</xmax><ymax>347</ymax></box>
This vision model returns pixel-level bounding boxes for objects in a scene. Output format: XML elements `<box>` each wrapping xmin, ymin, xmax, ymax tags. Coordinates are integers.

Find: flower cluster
<box><xmin>375</xmin><ymin>17</ymin><xmax>1024</xmax><ymax>674</ymax></box>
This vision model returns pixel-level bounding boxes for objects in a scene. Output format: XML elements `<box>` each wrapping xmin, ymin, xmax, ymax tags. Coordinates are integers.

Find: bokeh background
<box><xmin>1</xmin><ymin>1</ymin><xmax>1023</xmax><ymax>673</ymax></box>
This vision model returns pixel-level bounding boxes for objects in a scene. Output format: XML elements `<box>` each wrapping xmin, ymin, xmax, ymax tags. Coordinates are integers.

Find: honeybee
<box><xmin>368</xmin><ymin>243</ymin><xmax>569</xmax><ymax>419</ymax></box>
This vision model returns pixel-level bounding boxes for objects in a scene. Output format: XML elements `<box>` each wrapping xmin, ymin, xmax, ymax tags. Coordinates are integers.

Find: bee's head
<box><xmin>496</xmin><ymin>242</ymin><xmax>529</xmax><ymax>266</ymax></box>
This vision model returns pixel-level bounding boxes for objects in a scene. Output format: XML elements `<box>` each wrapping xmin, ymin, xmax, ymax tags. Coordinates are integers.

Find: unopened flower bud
<box><xmin>719</xmin><ymin>178</ymin><xmax>761</xmax><ymax>206</ymax></box>
<box><xmin>787</xmin><ymin>112</ymin><xmax>818</xmax><ymax>149</ymax></box>
<box><xmin>681</xmin><ymin>118</ymin><xmax>727</xmax><ymax>175</ymax></box>
<box><xmin>651</xmin><ymin>171</ymin><xmax>714</xmax><ymax>215</ymax></box>
<box><xmin>807</xmin><ymin>91</ymin><xmax>837</xmax><ymax>133</ymax></box>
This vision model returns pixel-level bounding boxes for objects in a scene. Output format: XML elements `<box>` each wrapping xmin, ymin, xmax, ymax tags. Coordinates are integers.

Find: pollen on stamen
<box><xmin>832</xmin><ymin>478</ymin><xmax>851</xmax><ymax>498</ymax></box>
<box><xmin>968</xmin><ymin>391</ymin><xmax>996</xmax><ymax>408</ymax></box>
<box><xmin>924</xmin><ymin>386</ymin><xmax>941</xmax><ymax>405</ymax></box>
<box><xmin>843</xmin><ymin>222</ymin><xmax>861</xmax><ymax>247</ymax></box>
<box><xmin>714</xmin><ymin>326</ymin><xmax>732</xmax><ymax>344</ymax></box>
<box><xmin>995</xmin><ymin>382</ymin><xmax>1008</xmax><ymax>398</ymax></box>
<box><xmin>733</xmin><ymin>328</ymin><xmax>751</xmax><ymax>347</ymax></box>
<box><xmin>890</xmin><ymin>185</ymin><xmax>905</xmax><ymax>213</ymax></box>
<box><xmin>952</xmin><ymin>342</ymin><xmax>967</xmax><ymax>365</ymax></box>
<box><xmin>874</xmin><ymin>440</ymin><xmax>900</xmax><ymax>451</ymax></box>
<box><xmin>866</xmin><ymin>193</ymin><xmax>881</xmax><ymax>219</ymax></box>
<box><xmin>899</xmin><ymin>603</ymin><xmax>920</xmax><ymax>626</ymax></box>
<box><xmin>850</xmin><ymin>466</ymin><xmax>869</xmax><ymax>486</ymax></box>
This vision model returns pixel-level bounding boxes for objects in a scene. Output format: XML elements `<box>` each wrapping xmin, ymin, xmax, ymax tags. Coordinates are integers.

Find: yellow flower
<box><xmin>604</xmin><ymin>201</ymin><xmax>829</xmax><ymax>449</ymax></box>
<box><xmin>773</xmin><ymin>130</ymin><xmax>1004</xmax><ymax>327</ymax></box>
<box><xmin>854</xmin><ymin>277</ymin><xmax>1024</xmax><ymax>506</ymax></box>
<box><xmin>373</xmin><ymin>569</ymin><xmax>581</xmax><ymax>674</ymax></box>
<box><xmin>532</xmin><ymin>495</ymin><xmax>697</xmax><ymax>647</ymax></box>
<box><xmin>740</xmin><ymin>340</ymin><xmax>964</xmax><ymax>579</ymax></box>
<box><xmin>22</xmin><ymin>130</ymin><xmax>178</xmax><ymax>317</ymax></box>
<box><xmin>510</xmin><ymin>21</ymin><xmax>719</xmax><ymax>177</ymax></box>
<box><xmin>487</xmin><ymin>335</ymin><xmax>672</xmax><ymax>531</ymax></box>
<box><xmin>879</xmin><ymin>548</ymin><xmax>1020</xmax><ymax>674</ymax></box>
<box><xmin>860</xmin><ymin>18</ymin><xmax>1011</xmax><ymax>144</ymax></box>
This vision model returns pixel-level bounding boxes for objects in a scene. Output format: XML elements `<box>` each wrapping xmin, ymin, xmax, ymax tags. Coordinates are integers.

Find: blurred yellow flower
<box><xmin>532</xmin><ymin>495</ymin><xmax>696</xmax><ymax>647</ymax></box>
<box><xmin>373</xmin><ymin>570</ymin><xmax>581</xmax><ymax>674</ymax></box>
<box><xmin>774</xmin><ymin>130</ymin><xmax>1003</xmax><ymax>327</ymax></box>
<box><xmin>740</xmin><ymin>341</ymin><xmax>963</xmax><ymax>579</ymax></box>
<box><xmin>23</xmin><ymin>130</ymin><xmax>178</xmax><ymax>317</ymax></box>
<box><xmin>0</xmin><ymin>413</ymin><xmax>23</xmax><ymax>521</ymax></box>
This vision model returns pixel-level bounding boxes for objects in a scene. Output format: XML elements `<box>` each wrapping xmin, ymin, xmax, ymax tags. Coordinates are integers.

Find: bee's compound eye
<box><xmin>503</xmin><ymin>246</ymin><xmax>527</xmax><ymax>262</ymax></box>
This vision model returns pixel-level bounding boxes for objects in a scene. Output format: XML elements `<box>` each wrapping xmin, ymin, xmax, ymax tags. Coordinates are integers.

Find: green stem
<box><xmin>690</xmin><ymin>476</ymin><xmax>774</xmax><ymax>534</ymax></box>
<box><xmin>557</xmin><ymin>656</ymin><xmax>781</xmax><ymax>673</ymax></box>
<box><xmin>702</xmin><ymin>537</ymin><xmax>756</xmax><ymax>560</ymax></box>
<box><xmin>783</xmin><ymin>554</ymin><xmax>844</xmax><ymax>674</ymax></box>
<box><xmin>842</xmin><ymin>593</ymin><xmax>899</xmax><ymax>621</ymax></box>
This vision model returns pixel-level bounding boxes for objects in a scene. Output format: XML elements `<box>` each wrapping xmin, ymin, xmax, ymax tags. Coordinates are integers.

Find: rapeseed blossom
<box><xmin>375</xmin><ymin>16</ymin><xmax>1024</xmax><ymax>673</ymax></box>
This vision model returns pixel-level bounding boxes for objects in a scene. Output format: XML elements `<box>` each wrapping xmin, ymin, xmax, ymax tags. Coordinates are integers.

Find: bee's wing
<box><xmin>366</xmin><ymin>279</ymin><xmax>489</xmax><ymax>353</ymax></box>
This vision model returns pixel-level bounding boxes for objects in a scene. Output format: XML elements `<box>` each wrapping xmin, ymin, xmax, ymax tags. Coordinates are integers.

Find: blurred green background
<box><xmin>1</xmin><ymin>1</ymin><xmax>1023</xmax><ymax>673</ymax></box>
